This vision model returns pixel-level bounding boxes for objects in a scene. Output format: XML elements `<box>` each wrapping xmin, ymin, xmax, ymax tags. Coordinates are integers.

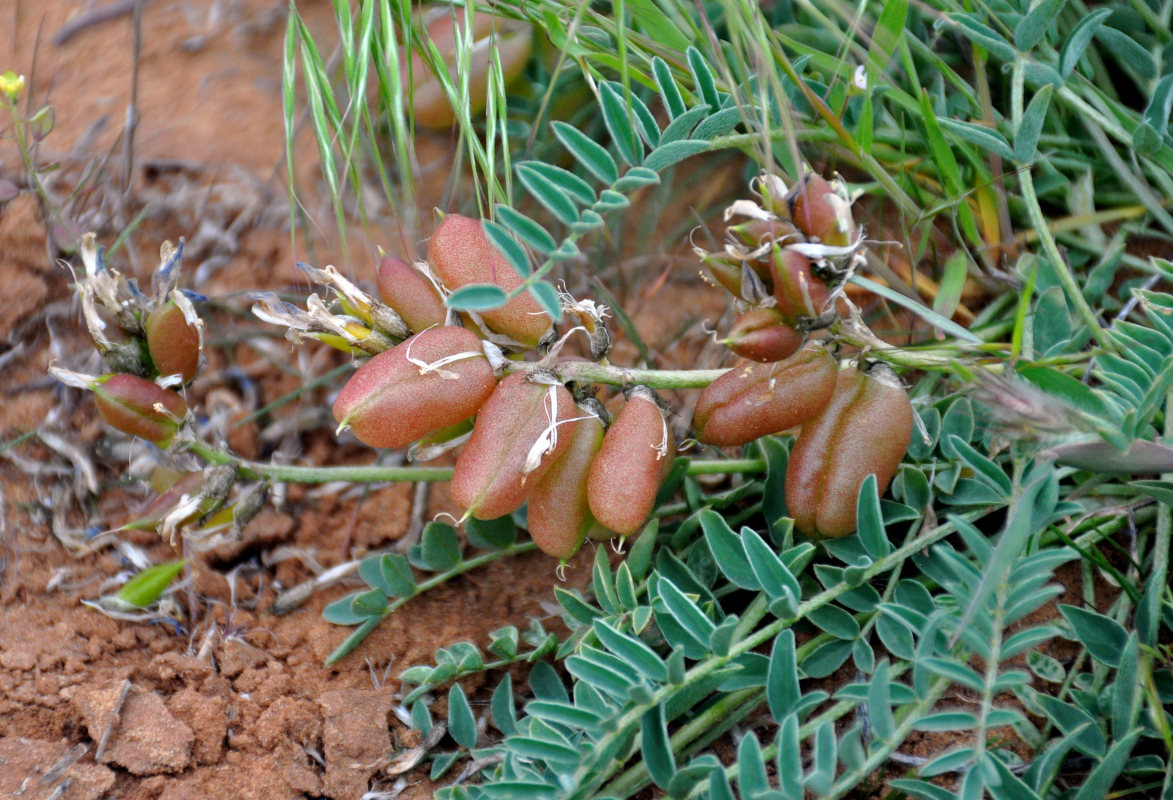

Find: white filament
<box><xmin>402</xmin><ymin>332</ymin><xmax>482</xmax><ymax>380</ymax></box>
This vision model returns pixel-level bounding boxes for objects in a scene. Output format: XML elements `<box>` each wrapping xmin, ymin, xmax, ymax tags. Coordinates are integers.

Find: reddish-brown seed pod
<box><xmin>375</xmin><ymin>255</ymin><xmax>447</xmax><ymax>333</ymax></box>
<box><xmin>586</xmin><ymin>416</ymin><xmax>675</xmax><ymax>542</ymax></box>
<box><xmin>723</xmin><ymin>307</ymin><xmax>804</xmax><ymax>362</ymax></box>
<box><xmin>701</xmin><ymin>253</ymin><xmax>746</xmax><ymax>298</ymax></box>
<box><xmin>728</xmin><ymin>218</ymin><xmax>801</xmax><ymax>251</ymax></box>
<box><xmin>694</xmin><ymin>344</ymin><xmax>837</xmax><ymax>447</ymax></box>
<box><xmin>451</xmin><ymin>372</ymin><xmax>576</xmax><ymax>520</ymax></box>
<box><xmin>786</xmin><ymin>365</ymin><xmax>913</xmax><ymax>538</ymax></box>
<box><xmin>772</xmin><ymin>248</ymin><xmax>831</xmax><ymax>322</ymax></box>
<box><xmin>333</xmin><ymin>326</ymin><xmax>497</xmax><ymax>450</ymax></box>
<box><xmin>790</xmin><ymin>174</ymin><xmax>854</xmax><ymax>247</ymax></box>
<box><xmin>124</xmin><ymin>471</ymin><xmax>205</xmax><ymax>531</ymax></box>
<box><xmin>93</xmin><ymin>373</ymin><xmax>188</xmax><ymax>447</ymax></box>
<box><xmin>526</xmin><ymin>407</ymin><xmax>605</xmax><ymax>560</ymax></box>
<box><xmin>428</xmin><ymin>214</ymin><xmax>552</xmax><ymax>346</ymax></box>
<box><xmin>145</xmin><ymin>301</ymin><xmax>201</xmax><ymax>383</ymax></box>
<box><xmin>588</xmin><ymin>387</ymin><xmax>672</xmax><ymax>537</ymax></box>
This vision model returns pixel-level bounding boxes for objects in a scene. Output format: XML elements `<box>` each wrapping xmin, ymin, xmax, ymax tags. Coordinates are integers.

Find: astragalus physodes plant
<box><xmin>50</xmin><ymin>3</ymin><xmax>1173</xmax><ymax>794</ymax></box>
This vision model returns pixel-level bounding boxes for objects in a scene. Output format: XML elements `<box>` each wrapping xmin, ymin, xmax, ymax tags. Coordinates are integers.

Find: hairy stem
<box><xmin>188</xmin><ymin>437</ymin><xmax>765</xmax><ymax>484</ymax></box>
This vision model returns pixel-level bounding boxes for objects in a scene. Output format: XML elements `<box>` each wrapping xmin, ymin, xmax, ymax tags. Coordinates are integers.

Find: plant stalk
<box><xmin>188</xmin><ymin>437</ymin><xmax>765</xmax><ymax>485</ymax></box>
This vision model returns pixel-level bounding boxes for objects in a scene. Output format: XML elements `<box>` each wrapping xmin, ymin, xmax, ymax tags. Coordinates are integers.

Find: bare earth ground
<box><xmin>0</xmin><ymin>2</ymin><xmax>1105</xmax><ymax>799</ymax></box>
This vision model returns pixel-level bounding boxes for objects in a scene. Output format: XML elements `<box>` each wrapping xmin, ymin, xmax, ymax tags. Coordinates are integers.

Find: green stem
<box><xmin>822</xmin><ymin>678</ymin><xmax>953</xmax><ymax>800</ymax></box>
<box><xmin>1018</xmin><ymin>163</ymin><xmax>1112</xmax><ymax>351</ymax></box>
<box><xmin>325</xmin><ymin>539</ymin><xmax>539</xmax><ymax>665</ymax></box>
<box><xmin>604</xmin><ymin>686</ymin><xmax>764</xmax><ymax>798</ymax></box>
<box><xmin>552</xmin><ymin>360</ymin><xmax>727</xmax><ymax>389</ymax></box>
<box><xmin>188</xmin><ymin>438</ymin><xmax>765</xmax><ymax>485</ymax></box>
<box><xmin>566</xmin><ymin>512</ymin><xmax>976</xmax><ymax>795</ymax></box>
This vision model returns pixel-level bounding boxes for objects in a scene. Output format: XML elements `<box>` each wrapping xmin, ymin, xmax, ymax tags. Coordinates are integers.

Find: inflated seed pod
<box><xmin>428</xmin><ymin>214</ymin><xmax>552</xmax><ymax>346</ymax></box>
<box><xmin>333</xmin><ymin>326</ymin><xmax>497</xmax><ymax>450</ymax></box>
<box><xmin>771</xmin><ymin>248</ymin><xmax>830</xmax><ymax>322</ymax></box>
<box><xmin>786</xmin><ymin>364</ymin><xmax>913</xmax><ymax>538</ymax></box>
<box><xmin>723</xmin><ymin>307</ymin><xmax>803</xmax><ymax>362</ymax></box>
<box><xmin>700</xmin><ymin>252</ymin><xmax>748</xmax><ymax>298</ymax></box>
<box><xmin>588</xmin><ymin>386</ymin><xmax>672</xmax><ymax>537</ymax></box>
<box><xmin>93</xmin><ymin>373</ymin><xmax>188</xmax><ymax>447</ymax></box>
<box><xmin>526</xmin><ymin>404</ymin><xmax>605</xmax><ymax>560</ymax></box>
<box><xmin>408</xmin><ymin>417</ymin><xmax>475</xmax><ymax>462</ymax></box>
<box><xmin>376</xmin><ymin>255</ymin><xmax>447</xmax><ymax>333</ymax></box>
<box><xmin>408</xmin><ymin>8</ymin><xmax>532</xmax><ymax>129</ymax></box>
<box><xmin>694</xmin><ymin>344</ymin><xmax>837</xmax><ymax>447</ymax></box>
<box><xmin>451</xmin><ymin>371</ymin><xmax>575</xmax><ymax>520</ymax></box>
<box><xmin>145</xmin><ymin>299</ymin><xmax>201</xmax><ymax>383</ymax></box>
<box><xmin>124</xmin><ymin>471</ymin><xmax>205</xmax><ymax>531</ymax></box>
<box><xmin>728</xmin><ymin>218</ymin><xmax>800</xmax><ymax>252</ymax></box>
<box><xmin>789</xmin><ymin>174</ymin><xmax>854</xmax><ymax>247</ymax></box>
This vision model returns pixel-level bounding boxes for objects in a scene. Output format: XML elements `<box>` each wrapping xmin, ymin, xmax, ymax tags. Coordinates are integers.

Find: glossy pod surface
<box><xmin>771</xmin><ymin>249</ymin><xmax>830</xmax><ymax>322</ymax></box>
<box><xmin>694</xmin><ymin>344</ymin><xmax>838</xmax><ymax>447</ymax></box>
<box><xmin>428</xmin><ymin>214</ymin><xmax>552</xmax><ymax>346</ymax></box>
<box><xmin>332</xmin><ymin>326</ymin><xmax>496</xmax><ymax>450</ymax></box>
<box><xmin>790</xmin><ymin>174</ymin><xmax>853</xmax><ymax>246</ymax></box>
<box><xmin>94</xmin><ymin>373</ymin><xmax>188</xmax><ymax>446</ymax></box>
<box><xmin>375</xmin><ymin>255</ymin><xmax>447</xmax><ymax>334</ymax></box>
<box><xmin>526</xmin><ymin>409</ymin><xmax>604</xmax><ymax>559</ymax></box>
<box><xmin>588</xmin><ymin>388</ymin><xmax>672</xmax><ymax>536</ymax></box>
<box><xmin>786</xmin><ymin>366</ymin><xmax>913</xmax><ymax>538</ymax></box>
<box><xmin>145</xmin><ymin>301</ymin><xmax>201</xmax><ymax>383</ymax></box>
<box><xmin>724</xmin><ymin>307</ymin><xmax>803</xmax><ymax>363</ymax></box>
<box><xmin>451</xmin><ymin>372</ymin><xmax>575</xmax><ymax>520</ymax></box>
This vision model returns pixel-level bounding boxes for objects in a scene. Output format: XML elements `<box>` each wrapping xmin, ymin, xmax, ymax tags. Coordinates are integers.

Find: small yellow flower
<box><xmin>0</xmin><ymin>71</ymin><xmax>26</xmax><ymax>100</ymax></box>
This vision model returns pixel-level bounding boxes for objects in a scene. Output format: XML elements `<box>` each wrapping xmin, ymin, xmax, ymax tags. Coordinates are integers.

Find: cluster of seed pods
<box><xmin>52</xmin><ymin>235</ymin><xmax>205</xmax><ymax>448</ymax></box>
<box><xmin>694</xmin><ymin>173</ymin><xmax>913</xmax><ymax>538</ymax></box>
<box><xmin>54</xmin><ymin>235</ymin><xmax>276</xmax><ymax>548</ymax></box>
<box><xmin>332</xmin><ymin>214</ymin><xmax>676</xmax><ymax>560</ymax></box>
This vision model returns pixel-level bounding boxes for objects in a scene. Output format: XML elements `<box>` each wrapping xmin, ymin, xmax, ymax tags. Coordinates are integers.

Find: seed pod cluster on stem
<box><xmin>53</xmin><ymin>234</ymin><xmax>205</xmax><ymax>447</ymax></box>
<box><xmin>54</xmin><ymin>235</ymin><xmax>278</xmax><ymax>550</ymax></box>
<box><xmin>694</xmin><ymin>172</ymin><xmax>914</xmax><ymax>539</ymax></box>
<box><xmin>697</xmin><ymin>171</ymin><xmax>862</xmax><ymax>362</ymax></box>
<box><xmin>275</xmin><ymin>213</ymin><xmax>684</xmax><ymax>561</ymax></box>
<box><xmin>786</xmin><ymin>364</ymin><xmax>913</xmax><ymax>538</ymax></box>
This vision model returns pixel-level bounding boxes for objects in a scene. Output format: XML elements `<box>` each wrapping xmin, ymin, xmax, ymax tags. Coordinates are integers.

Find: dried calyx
<box><xmin>72</xmin><ymin>234</ymin><xmax>206</xmax><ymax>383</ymax></box>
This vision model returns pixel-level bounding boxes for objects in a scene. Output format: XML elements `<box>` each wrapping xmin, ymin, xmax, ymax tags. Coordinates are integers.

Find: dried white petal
<box><xmin>78</xmin><ymin>284</ymin><xmax>111</xmax><ymax>349</ymax></box>
<box><xmin>523</xmin><ymin>385</ymin><xmax>560</xmax><ymax>476</ymax></box>
<box><xmin>153</xmin><ymin>239</ymin><xmax>182</xmax><ymax>300</ymax></box>
<box><xmin>160</xmin><ymin>493</ymin><xmax>203</xmax><ymax>545</ymax></box>
<box><xmin>48</xmin><ymin>364</ymin><xmax>97</xmax><ymax>390</ymax></box>
<box><xmin>299</xmin><ymin>263</ymin><xmax>376</xmax><ymax>315</ymax></box>
<box><xmin>409</xmin><ymin>431</ymin><xmax>472</xmax><ymax>462</ymax></box>
<box><xmin>480</xmin><ymin>339</ymin><xmax>510</xmax><ymax>372</ymax></box>
<box><xmin>80</xmin><ymin>232</ymin><xmax>101</xmax><ymax>277</ymax></box>
<box><xmin>853</xmin><ymin>65</ymin><xmax>867</xmax><ymax>91</ymax></box>
<box><xmin>723</xmin><ymin>199</ymin><xmax>776</xmax><ymax>222</ymax></box>
<box><xmin>402</xmin><ymin>332</ymin><xmax>481</xmax><ymax>380</ymax></box>
<box><xmin>825</xmin><ymin>191</ymin><xmax>856</xmax><ymax>236</ymax></box>
<box><xmin>251</xmin><ymin>293</ymin><xmax>312</xmax><ymax>331</ymax></box>
<box><xmin>785</xmin><ymin>231</ymin><xmax>865</xmax><ymax>261</ymax></box>
<box><xmin>754</xmin><ymin>172</ymin><xmax>789</xmax><ymax>200</ymax></box>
